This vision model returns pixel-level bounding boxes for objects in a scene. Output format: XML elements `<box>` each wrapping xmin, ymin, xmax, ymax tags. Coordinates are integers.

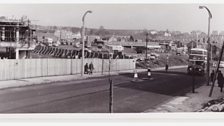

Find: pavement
<box><xmin>1</xmin><ymin>64</ymin><xmax>223</xmax><ymax>112</ymax></box>
<box><xmin>144</xmin><ymin>84</ymin><xmax>224</xmax><ymax>112</ymax></box>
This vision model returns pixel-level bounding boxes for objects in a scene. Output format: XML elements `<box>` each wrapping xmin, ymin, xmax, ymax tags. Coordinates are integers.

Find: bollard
<box><xmin>147</xmin><ymin>68</ymin><xmax>151</xmax><ymax>78</ymax></box>
<box><xmin>134</xmin><ymin>69</ymin><xmax>138</xmax><ymax>78</ymax></box>
<box><xmin>147</xmin><ymin>68</ymin><xmax>154</xmax><ymax>80</ymax></box>
<box><xmin>132</xmin><ymin>69</ymin><xmax>139</xmax><ymax>82</ymax></box>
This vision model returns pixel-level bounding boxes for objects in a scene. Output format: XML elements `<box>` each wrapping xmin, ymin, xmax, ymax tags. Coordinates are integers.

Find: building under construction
<box><xmin>0</xmin><ymin>16</ymin><xmax>36</xmax><ymax>59</ymax></box>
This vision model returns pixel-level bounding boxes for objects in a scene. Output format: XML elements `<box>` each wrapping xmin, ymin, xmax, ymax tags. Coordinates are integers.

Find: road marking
<box><xmin>153</xmin><ymin>72</ymin><xmax>186</xmax><ymax>76</ymax></box>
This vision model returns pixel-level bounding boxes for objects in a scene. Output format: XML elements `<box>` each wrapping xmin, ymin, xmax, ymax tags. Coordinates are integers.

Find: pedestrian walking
<box><xmin>84</xmin><ymin>63</ymin><xmax>89</xmax><ymax>74</ymax></box>
<box><xmin>165</xmin><ymin>64</ymin><xmax>169</xmax><ymax>72</ymax></box>
<box><xmin>217</xmin><ymin>70</ymin><xmax>224</xmax><ymax>92</ymax></box>
<box><xmin>89</xmin><ymin>62</ymin><xmax>94</xmax><ymax>74</ymax></box>
<box><xmin>210</xmin><ymin>70</ymin><xmax>215</xmax><ymax>85</ymax></box>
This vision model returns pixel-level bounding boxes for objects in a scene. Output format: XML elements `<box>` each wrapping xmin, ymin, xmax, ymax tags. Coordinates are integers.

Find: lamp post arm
<box><xmin>82</xmin><ymin>10</ymin><xmax>92</xmax><ymax>24</ymax></box>
<box><xmin>204</xmin><ymin>7</ymin><xmax>212</xmax><ymax>19</ymax></box>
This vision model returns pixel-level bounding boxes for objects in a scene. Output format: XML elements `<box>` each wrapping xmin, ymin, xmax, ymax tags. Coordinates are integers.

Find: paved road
<box><xmin>0</xmin><ymin>67</ymin><xmax>205</xmax><ymax>113</ymax></box>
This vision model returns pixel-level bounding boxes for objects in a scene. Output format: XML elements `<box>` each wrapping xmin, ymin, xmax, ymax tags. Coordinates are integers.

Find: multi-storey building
<box><xmin>0</xmin><ymin>17</ymin><xmax>36</xmax><ymax>59</ymax></box>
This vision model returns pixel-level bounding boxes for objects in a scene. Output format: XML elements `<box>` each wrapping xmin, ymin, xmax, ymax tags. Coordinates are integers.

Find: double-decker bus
<box><xmin>187</xmin><ymin>48</ymin><xmax>207</xmax><ymax>75</ymax></box>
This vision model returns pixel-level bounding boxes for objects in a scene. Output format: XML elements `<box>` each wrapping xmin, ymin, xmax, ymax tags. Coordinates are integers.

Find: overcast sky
<box><xmin>0</xmin><ymin>4</ymin><xmax>224</xmax><ymax>32</ymax></box>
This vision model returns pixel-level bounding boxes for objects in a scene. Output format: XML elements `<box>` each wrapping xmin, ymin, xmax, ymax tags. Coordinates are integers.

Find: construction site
<box><xmin>0</xmin><ymin>16</ymin><xmax>36</xmax><ymax>59</ymax></box>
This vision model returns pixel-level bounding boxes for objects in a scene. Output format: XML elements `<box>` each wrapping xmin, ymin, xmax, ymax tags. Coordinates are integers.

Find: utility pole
<box><xmin>211</xmin><ymin>45</ymin><xmax>213</xmax><ymax>65</ymax></box>
<box><xmin>192</xmin><ymin>67</ymin><xmax>195</xmax><ymax>93</ymax></box>
<box><xmin>60</xmin><ymin>29</ymin><xmax>62</xmax><ymax>41</ymax></box>
<box><xmin>145</xmin><ymin>32</ymin><xmax>149</xmax><ymax>60</ymax></box>
<box><xmin>196</xmin><ymin>32</ymin><xmax>199</xmax><ymax>48</ymax></box>
<box><xmin>27</xmin><ymin>19</ymin><xmax>31</xmax><ymax>58</ymax></box>
<box><xmin>108</xmin><ymin>56</ymin><xmax>113</xmax><ymax>113</ymax></box>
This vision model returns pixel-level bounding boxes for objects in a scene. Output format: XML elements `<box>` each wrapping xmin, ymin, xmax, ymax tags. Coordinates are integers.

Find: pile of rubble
<box><xmin>198</xmin><ymin>98</ymin><xmax>224</xmax><ymax>112</ymax></box>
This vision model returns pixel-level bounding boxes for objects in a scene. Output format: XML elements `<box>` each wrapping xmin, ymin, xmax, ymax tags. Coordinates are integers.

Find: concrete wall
<box><xmin>0</xmin><ymin>58</ymin><xmax>136</xmax><ymax>81</ymax></box>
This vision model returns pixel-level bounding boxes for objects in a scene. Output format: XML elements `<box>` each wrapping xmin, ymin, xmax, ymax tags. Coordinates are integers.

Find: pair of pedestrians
<box><xmin>211</xmin><ymin>70</ymin><xmax>224</xmax><ymax>92</ymax></box>
<box><xmin>84</xmin><ymin>62</ymin><xmax>94</xmax><ymax>75</ymax></box>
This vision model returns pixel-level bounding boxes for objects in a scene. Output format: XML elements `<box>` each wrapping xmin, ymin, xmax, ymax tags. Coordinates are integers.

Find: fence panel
<box><xmin>26</xmin><ymin>59</ymin><xmax>33</xmax><ymax>78</ymax></box>
<box><xmin>66</xmin><ymin>59</ymin><xmax>72</xmax><ymax>75</ymax></box>
<box><xmin>42</xmin><ymin>59</ymin><xmax>48</xmax><ymax>77</ymax></box>
<box><xmin>35</xmin><ymin>59</ymin><xmax>42</xmax><ymax>77</ymax></box>
<box><xmin>18</xmin><ymin>59</ymin><xmax>26</xmax><ymax>79</ymax></box>
<box><xmin>0</xmin><ymin>61</ymin><xmax>3</xmax><ymax>80</ymax></box>
<box><xmin>60</xmin><ymin>59</ymin><xmax>66</xmax><ymax>75</ymax></box>
<box><xmin>54</xmin><ymin>59</ymin><xmax>60</xmax><ymax>75</ymax></box>
<box><xmin>76</xmin><ymin>59</ymin><xmax>81</xmax><ymax>74</ymax></box>
<box><xmin>0</xmin><ymin>58</ymin><xmax>135</xmax><ymax>81</ymax></box>
<box><xmin>103</xmin><ymin>59</ymin><xmax>110</xmax><ymax>73</ymax></box>
<box><xmin>93</xmin><ymin>59</ymin><xmax>101</xmax><ymax>73</ymax></box>
<box><xmin>3</xmin><ymin>60</ymin><xmax>11</xmax><ymax>80</ymax></box>
<box><xmin>29</xmin><ymin>59</ymin><xmax>35</xmax><ymax>78</ymax></box>
<box><xmin>10</xmin><ymin>60</ymin><xmax>16</xmax><ymax>79</ymax></box>
<box><xmin>71</xmin><ymin>59</ymin><xmax>77</xmax><ymax>74</ymax></box>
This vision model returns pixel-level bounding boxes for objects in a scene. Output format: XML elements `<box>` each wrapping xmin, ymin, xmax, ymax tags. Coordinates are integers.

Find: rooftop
<box><xmin>106</xmin><ymin>41</ymin><xmax>159</xmax><ymax>47</ymax></box>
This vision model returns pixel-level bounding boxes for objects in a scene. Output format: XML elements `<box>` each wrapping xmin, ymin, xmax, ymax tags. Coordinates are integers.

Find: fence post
<box><xmin>70</xmin><ymin>58</ymin><xmax>73</xmax><ymax>75</ymax></box>
<box><xmin>102</xmin><ymin>59</ymin><xmax>104</xmax><ymax>75</ymax></box>
<box><xmin>41</xmin><ymin>58</ymin><xmax>43</xmax><ymax>77</ymax></box>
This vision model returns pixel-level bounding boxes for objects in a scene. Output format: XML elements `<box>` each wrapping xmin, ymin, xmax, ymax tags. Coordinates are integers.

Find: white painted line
<box><xmin>153</xmin><ymin>72</ymin><xmax>183</xmax><ymax>76</ymax></box>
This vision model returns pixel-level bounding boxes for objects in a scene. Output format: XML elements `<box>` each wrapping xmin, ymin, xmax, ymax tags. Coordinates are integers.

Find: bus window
<box><xmin>191</xmin><ymin>50</ymin><xmax>203</xmax><ymax>55</ymax></box>
<box><xmin>196</xmin><ymin>61</ymin><xmax>205</xmax><ymax>67</ymax></box>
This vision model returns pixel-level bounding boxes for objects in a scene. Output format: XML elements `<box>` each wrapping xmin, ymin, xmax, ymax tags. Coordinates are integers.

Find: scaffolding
<box><xmin>0</xmin><ymin>17</ymin><xmax>36</xmax><ymax>59</ymax></box>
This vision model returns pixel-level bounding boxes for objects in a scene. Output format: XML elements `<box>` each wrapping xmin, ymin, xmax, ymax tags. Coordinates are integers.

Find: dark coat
<box><xmin>89</xmin><ymin>63</ymin><xmax>94</xmax><ymax>70</ymax></box>
<box><xmin>210</xmin><ymin>72</ymin><xmax>215</xmax><ymax>82</ymax></box>
<box><xmin>165</xmin><ymin>64</ymin><xmax>168</xmax><ymax>71</ymax></box>
<box><xmin>217</xmin><ymin>72</ymin><xmax>224</xmax><ymax>87</ymax></box>
<box><xmin>84</xmin><ymin>63</ymin><xmax>89</xmax><ymax>73</ymax></box>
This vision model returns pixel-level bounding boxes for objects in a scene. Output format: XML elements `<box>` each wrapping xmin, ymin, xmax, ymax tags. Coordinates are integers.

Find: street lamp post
<box><xmin>196</xmin><ymin>32</ymin><xmax>199</xmax><ymax>48</ymax></box>
<box><xmin>81</xmin><ymin>10</ymin><xmax>92</xmax><ymax>76</ymax></box>
<box><xmin>199</xmin><ymin>6</ymin><xmax>212</xmax><ymax>86</ymax></box>
<box><xmin>145</xmin><ymin>32</ymin><xmax>149</xmax><ymax>60</ymax></box>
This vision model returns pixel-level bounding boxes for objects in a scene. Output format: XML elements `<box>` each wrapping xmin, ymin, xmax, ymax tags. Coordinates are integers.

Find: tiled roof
<box><xmin>106</xmin><ymin>41</ymin><xmax>159</xmax><ymax>47</ymax></box>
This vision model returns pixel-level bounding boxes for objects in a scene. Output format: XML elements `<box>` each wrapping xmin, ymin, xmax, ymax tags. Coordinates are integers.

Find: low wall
<box><xmin>0</xmin><ymin>58</ymin><xmax>136</xmax><ymax>81</ymax></box>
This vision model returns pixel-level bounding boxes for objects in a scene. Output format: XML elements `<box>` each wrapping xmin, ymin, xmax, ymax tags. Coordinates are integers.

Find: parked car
<box><xmin>136</xmin><ymin>57</ymin><xmax>144</xmax><ymax>62</ymax></box>
<box><xmin>176</xmin><ymin>52</ymin><xmax>181</xmax><ymax>55</ymax></box>
<box><xmin>150</xmin><ymin>53</ymin><xmax>160</xmax><ymax>57</ymax></box>
<box><xmin>149</xmin><ymin>55</ymin><xmax>156</xmax><ymax>60</ymax></box>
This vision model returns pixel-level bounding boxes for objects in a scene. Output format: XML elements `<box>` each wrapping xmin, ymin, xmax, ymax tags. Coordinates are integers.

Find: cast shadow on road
<box><xmin>151</xmin><ymin>70</ymin><xmax>188</xmax><ymax>76</ymax></box>
<box><xmin>118</xmin><ymin>70</ymin><xmax>188</xmax><ymax>78</ymax></box>
<box><xmin>117</xmin><ymin>72</ymin><xmax>205</xmax><ymax>96</ymax></box>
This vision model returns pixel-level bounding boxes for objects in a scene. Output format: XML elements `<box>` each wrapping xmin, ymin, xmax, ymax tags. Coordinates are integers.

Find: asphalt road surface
<box><xmin>0</xmin><ymin>67</ymin><xmax>205</xmax><ymax>113</ymax></box>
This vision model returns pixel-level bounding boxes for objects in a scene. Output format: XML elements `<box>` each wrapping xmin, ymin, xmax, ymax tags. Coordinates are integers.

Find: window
<box><xmin>189</xmin><ymin>55</ymin><xmax>206</xmax><ymax>60</ymax></box>
<box><xmin>191</xmin><ymin>50</ymin><xmax>203</xmax><ymax>55</ymax></box>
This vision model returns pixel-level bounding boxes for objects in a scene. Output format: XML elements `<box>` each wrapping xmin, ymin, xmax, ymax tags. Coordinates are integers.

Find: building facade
<box><xmin>0</xmin><ymin>17</ymin><xmax>36</xmax><ymax>59</ymax></box>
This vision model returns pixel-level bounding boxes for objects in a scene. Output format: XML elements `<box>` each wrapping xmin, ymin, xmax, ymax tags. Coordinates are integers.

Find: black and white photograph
<box><xmin>1</xmin><ymin>1</ymin><xmax>224</xmax><ymax>124</ymax></box>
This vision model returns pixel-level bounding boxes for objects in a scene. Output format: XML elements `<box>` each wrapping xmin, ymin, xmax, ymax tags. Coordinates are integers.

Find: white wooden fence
<box><xmin>0</xmin><ymin>58</ymin><xmax>136</xmax><ymax>81</ymax></box>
